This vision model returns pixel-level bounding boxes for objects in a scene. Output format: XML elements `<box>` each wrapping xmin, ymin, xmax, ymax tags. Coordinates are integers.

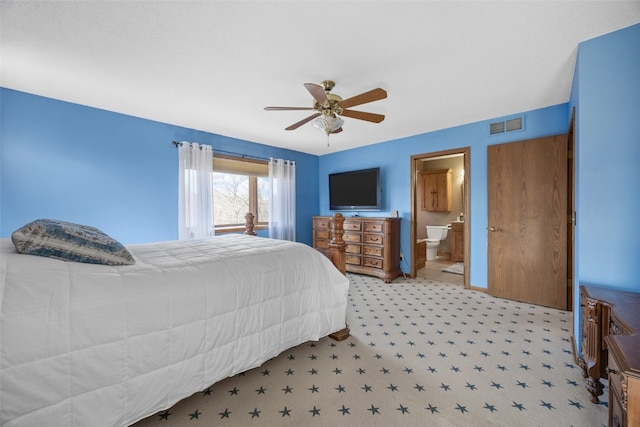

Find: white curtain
<box><xmin>269</xmin><ymin>158</ymin><xmax>296</xmax><ymax>241</ymax></box>
<box><xmin>178</xmin><ymin>142</ymin><xmax>214</xmax><ymax>240</ymax></box>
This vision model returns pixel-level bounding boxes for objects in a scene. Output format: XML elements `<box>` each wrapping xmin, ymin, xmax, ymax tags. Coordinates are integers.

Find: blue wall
<box><xmin>0</xmin><ymin>89</ymin><xmax>319</xmax><ymax>245</ymax></box>
<box><xmin>574</xmin><ymin>23</ymin><xmax>640</xmax><ymax>291</ymax></box>
<box><xmin>319</xmin><ymin>104</ymin><xmax>570</xmax><ymax>289</ymax></box>
<box><xmin>0</xmin><ymin>88</ymin><xmax>575</xmax><ymax>291</ymax></box>
<box><xmin>571</xmin><ymin>24</ymin><xmax>640</xmax><ymax>343</ymax></box>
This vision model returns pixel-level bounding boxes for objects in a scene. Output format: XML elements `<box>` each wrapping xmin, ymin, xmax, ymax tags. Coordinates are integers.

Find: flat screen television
<box><xmin>329</xmin><ymin>167</ymin><xmax>381</xmax><ymax>211</ymax></box>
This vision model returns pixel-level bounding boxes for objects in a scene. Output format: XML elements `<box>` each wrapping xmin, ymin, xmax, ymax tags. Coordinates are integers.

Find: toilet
<box><xmin>425</xmin><ymin>225</ymin><xmax>450</xmax><ymax>261</ymax></box>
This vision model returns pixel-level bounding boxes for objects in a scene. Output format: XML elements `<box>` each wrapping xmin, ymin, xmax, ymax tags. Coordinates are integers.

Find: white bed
<box><xmin>0</xmin><ymin>234</ymin><xmax>349</xmax><ymax>427</ymax></box>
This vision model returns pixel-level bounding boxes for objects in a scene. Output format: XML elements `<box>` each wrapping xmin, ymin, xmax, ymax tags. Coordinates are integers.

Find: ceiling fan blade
<box><xmin>339</xmin><ymin>88</ymin><xmax>387</xmax><ymax>109</ymax></box>
<box><xmin>340</xmin><ymin>109</ymin><xmax>385</xmax><ymax>123</ymax></box>
<box><xmin>304</xmin><ymin>83</ymin><xmax>329</xmax><ymax>106</ymax></box>
<box><xmin>264</xmin><ymin>106</ymin><xmax>315</xmax><ymax>111</ymax></box>
<box><xmin>285</xmin><ymin>113</ymin><xmax>321</xmax><ymax>130</ymax></box>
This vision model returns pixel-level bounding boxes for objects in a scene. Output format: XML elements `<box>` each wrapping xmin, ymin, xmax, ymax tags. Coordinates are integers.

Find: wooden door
<box><xmin>487</xmin><ymin>135</ymin><xmax>568</xmax><ymax>309</ymax></box>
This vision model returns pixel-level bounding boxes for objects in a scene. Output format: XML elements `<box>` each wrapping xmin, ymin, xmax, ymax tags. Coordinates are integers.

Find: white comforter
<box><xmin>0</xmin><ymin>235</ymin><xmax>349</xmax><ymax>427</ymax></box>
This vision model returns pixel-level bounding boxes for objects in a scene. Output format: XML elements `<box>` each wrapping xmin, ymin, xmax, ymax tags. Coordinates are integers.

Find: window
<box><xmin>212</xmin><ymin>155</ymin><xmax>269</xmax><ymax>232</ymax></box>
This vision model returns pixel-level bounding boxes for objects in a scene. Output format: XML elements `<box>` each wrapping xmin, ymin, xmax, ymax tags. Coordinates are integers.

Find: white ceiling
<box><xmin>2</xmin><ymin>1</ymin><xmax>639</xmax><ymax>156</ymax></box>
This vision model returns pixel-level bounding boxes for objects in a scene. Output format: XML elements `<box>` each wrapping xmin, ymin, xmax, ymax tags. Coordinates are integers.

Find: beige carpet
<box><xmin>132</xmin><ymin>273</ymin><xmax>608</xmax><ymax>426</ymax></box>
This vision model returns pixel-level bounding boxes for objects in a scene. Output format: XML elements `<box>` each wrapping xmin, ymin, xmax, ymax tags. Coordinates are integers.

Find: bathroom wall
<box><xmin>416</xmin><ymin>155</ymin><xmax>464</xmax><ymax>256</ymax></box>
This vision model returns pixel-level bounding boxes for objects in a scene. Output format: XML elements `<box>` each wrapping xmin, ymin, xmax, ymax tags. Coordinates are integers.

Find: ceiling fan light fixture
<box><xmin>312</xmin><ymin>114</ymin><xmax>344</xmax><ymax>135</ymax></box>
<box><xmin>264</xmin><ymin>80</ymin><xmax>386</xmax><ymax>146</ymax></box>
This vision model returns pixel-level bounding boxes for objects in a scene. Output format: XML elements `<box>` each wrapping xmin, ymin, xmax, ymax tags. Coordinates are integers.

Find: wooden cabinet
<box><xmin>450</xmin><ymin>222</ymin><xmax>464</xmax><ymax>262</ymax></box>
<box><xmin>313</xmin><ymin>216</ymin><xmax>401</xmax><ymax>283</ymax></box>
<box><xmin>607</xmin><ymin>341</ymin><xmax>640</xmax><ymax>427</ymax></box>
<box><xmin>579</xmin><ymin>287</ymin><xmax>609</xmax><ymax>403</ymax></box>
<box><xmin>420</xmin><ymin>169</ymin><xmax>452</xmax><ymax>212</ymax></box>
<box><xmin>578</xmin><ymin>286</ymin><xmax>640</xmax><ymax>427</ymax></box>
<box><xmin>416</xmin><ymin>240</ymin><xmax>426</xmax><ymax>270</ymax></box>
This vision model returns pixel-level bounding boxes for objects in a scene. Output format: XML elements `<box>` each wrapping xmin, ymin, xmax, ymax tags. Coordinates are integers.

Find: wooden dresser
<box><xmin>313</xmin><ymin>216</ymin><xmax>401</xmax><ymax>283</ymax></box>
<box><xmin>578</xmin><ymin>285</ymin><xmax>640</xmax><ymax>427</ymax></box>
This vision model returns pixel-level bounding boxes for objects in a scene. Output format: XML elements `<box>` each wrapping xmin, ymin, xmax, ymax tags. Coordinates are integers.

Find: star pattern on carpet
<box><xmin>484</xmin><ymin>402</ymin><xmax>498</xmax><ymax>412</ymax></box>
<box><xmin>279</xmin><ymin>406</ymin><xmax>291</xmax><ymax>417</ymax></box>
<box><xmin>134</xmin><ymin>273</ymin><xmax>608</xmax><ymax>426</ymax></box>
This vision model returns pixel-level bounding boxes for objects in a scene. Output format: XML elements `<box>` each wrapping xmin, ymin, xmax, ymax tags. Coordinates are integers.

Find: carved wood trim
<box><xmin>327</xmin><ymin>213</ymin><xmax>347</xmax><ymax>275</ymax></box>
<box><xmin>244</xmin><ymin>212</ymin><xmax>257</xmax><ymax>235</ymax></box>
<box><xmin>622</xmin><ymin>375</ymin><xmax>629</xmax><ymax>411</ymax></box>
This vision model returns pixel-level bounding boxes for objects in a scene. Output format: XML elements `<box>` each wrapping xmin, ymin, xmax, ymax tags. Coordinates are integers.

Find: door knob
<box><xmin>488</xmin><ymin>226</ymin><xmax>501</xmax><ymax>232</ymax></box>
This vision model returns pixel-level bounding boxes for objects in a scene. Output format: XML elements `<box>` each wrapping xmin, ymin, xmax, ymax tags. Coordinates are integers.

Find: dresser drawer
<box><xmin>363</xmin><ymin>245</ymin><xmax>383</xmax><ymax>257</ymax></box>
<box><xmin>344</xmin><ymin>221</ymin><xmax>362</xmax><ymax>231</ymax></box>
<box><xmin>346</xmin><ymin>255</ymin><xmax>362</xmax><ymax>266</ymax></box>
<box><xmin>364</xmin><ymin>233</ymin><xmax>384</xmax><ymax>245</ymax></box>
<box><xmin>608</xmin><ymin>354</ymin><xmax>627</xmax><ymax>427</ymax></box>
<box><xmin>314</xmin><ymin>219</ymin><xmax>330</xmax><ymax>229</ymax></box>
<box><xmin>343</xmin><ymin>233</ymin><xmax>362</xmax><ymax>243</ymax></box>
<box><xmin>363</xmin><ymin>257</ymin><xmax>384</xmax><ymax>269</ymax></box>
<box><xmin>363</xmin><ymin>221</ymin><xmax>384</xmax><ymax>233</ymax></box>
<box><xmin>313</xmin><ymin>216</ymin><xmax>401</xmax><ymax>284</ymax></box>
<box><xmin>315</xmin><ymin>239</ymin><xmax>329</xmax><ymax>249</ymax></box>
<box><xmin>346</xmin><ymin>244</ymin><xmax>361</xmax><ymax>254</ymax></box>
<box><xmin>608</xmin><ymin>351</ymin><xmax>624</xmax><ymax>407</ymax></box>
<box><xmin>315</xmin><ymin>230</ymin><xmax>330</xmax><ymax>240</ymax></box>
<box><xmin>610</xmin><ymin>391</ymin><xmax>625</xmax><ymax>427</ymax></box>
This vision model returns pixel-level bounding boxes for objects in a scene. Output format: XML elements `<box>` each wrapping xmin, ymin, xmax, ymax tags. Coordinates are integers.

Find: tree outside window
<box><xmin>212</xmin><ymin>156</ymin><xmax>269</xmax><ymax>232</ymax></box>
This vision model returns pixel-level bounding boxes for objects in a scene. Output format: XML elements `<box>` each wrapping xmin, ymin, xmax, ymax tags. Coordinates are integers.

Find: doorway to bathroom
<box><xmin>410</xmin><ymin>147</ymin><xmax>470</xmax><ymax>288</ymax></box>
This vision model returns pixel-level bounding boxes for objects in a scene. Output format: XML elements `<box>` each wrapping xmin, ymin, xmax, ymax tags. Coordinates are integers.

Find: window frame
<box><xmin>212</xmin><ymin>154</ymin><xmax>269</xmax><ymax>234</ymax></box>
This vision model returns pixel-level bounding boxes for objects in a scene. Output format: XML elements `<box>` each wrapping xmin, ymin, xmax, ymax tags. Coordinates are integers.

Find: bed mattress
<box><xmin>0</xmin><ymin>234</ymin><xmax>349</xmax><ymax>426</ymax></box>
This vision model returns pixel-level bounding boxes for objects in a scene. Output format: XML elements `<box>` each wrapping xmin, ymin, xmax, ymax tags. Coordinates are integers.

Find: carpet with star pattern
<box><xmin>132</xmin><ymin>273</ymin><xmax>608</xmax><ymax>426</ymax></box>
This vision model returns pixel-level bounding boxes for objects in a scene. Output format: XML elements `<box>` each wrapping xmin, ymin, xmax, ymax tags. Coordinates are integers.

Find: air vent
<box><xmin>489</xmin><ymin>116</ymin><xmax>524</xmax><ymax>135</ymax></box>
<box><xmin>506</xmin><ymin>117</ymin><xmax>523</xmax><ymax>132</ymax></box>
<box><xmin>489</xmin><ymin>122</ymin><xmax>505</xmax><ymax>135</ymax></box>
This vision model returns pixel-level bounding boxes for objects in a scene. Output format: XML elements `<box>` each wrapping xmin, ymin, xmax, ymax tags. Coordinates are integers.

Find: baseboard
<box><xmin>571</xmin><ymin>334</ymin><xmax>580</xmax><ymax>365</ymax></box>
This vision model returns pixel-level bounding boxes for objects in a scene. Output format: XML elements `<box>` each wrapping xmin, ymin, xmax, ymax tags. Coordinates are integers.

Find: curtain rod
<box><xmin>172</xmin><ymin>141</ymin><xmax>269</xmax><ymax>161</ymax></box>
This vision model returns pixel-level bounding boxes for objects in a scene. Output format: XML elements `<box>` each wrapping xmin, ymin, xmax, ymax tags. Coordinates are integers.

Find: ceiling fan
<box><xmin>264</xmin><ymin>80</ymin><xmax>387</xmax><ymax>136</ymax></box>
